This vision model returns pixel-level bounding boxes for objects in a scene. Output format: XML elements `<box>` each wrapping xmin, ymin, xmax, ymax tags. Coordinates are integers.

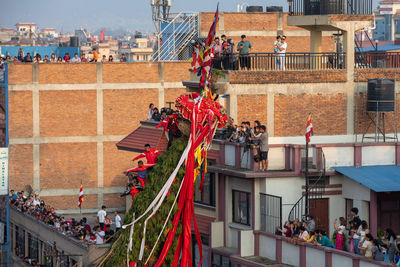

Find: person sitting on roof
<box><xmin>124</xmin><ymin>160</ymin><xmax>154</xmax><ymax>188</ymax></box>
<box><xmin>156</xmin><ymin>110</ymin><xmax>182</xmax><ymax>148</ymax></box>
<box><xmin>132</xmin><ymin>144</ymin><xmax>160</xmax><ymax>164</ymax></box>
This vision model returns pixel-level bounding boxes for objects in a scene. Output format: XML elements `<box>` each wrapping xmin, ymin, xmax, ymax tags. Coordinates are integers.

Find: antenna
<box><xmin>151</xmin><ymin>0</ymin><xmax>172</xmax><ymax>33</ymax></box>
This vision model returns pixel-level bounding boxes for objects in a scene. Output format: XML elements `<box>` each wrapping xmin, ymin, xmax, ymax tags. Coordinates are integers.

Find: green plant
<box><xmin>102</xmin><ymin>136</ymin><xmax>188</xmax><ymax>267</ymax></box>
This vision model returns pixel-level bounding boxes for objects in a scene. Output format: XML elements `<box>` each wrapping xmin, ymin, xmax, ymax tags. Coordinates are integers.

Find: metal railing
<box><xmin>289</xmin><ymin>0</ymin><xmax>372</xmax><ymax>15</ymax></box>
<box><xmin>152</xmin><ymin>12</ymin><xmax>199</xmax><ymax>61</ymax></box>
<box><xmin>288</xmin><ymin>150</ymin><xmax>326</xmax><ymax>222</ymax></box>
<box><xmin>355</xmin><ymin>52</ymin><xmax>400</xmax><ymax>68</ymax></box>
<box><xmin>220</xmin><ymin>52</ymin><xmax>346</xmax><ymax>71</ymax></box>
<box><xmin>260</xmin><ymin>193</ymin><xmax>282</xmax><ymax>234</ymax></box>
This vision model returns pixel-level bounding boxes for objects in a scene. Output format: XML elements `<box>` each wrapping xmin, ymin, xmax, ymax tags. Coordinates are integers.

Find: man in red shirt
<box><xmin>156</xmin><ymin>111</ymin><xmax>182</xmax><ymax>148</ymax></box>
<box><xmin>132</xmin><ymin>144</ymin><xmax>160</xmax><ymax>164</ymax></box>
<box><xmin>124</xmin><ymin>161</ymin><xmax>154</xmax><ymax>188</ymax></box>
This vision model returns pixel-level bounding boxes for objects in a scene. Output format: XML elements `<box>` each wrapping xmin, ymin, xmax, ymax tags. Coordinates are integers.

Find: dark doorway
<box><xmin>309</xmin><ymin>198</ymin><xmax>330</xmax><ymax>235</ymax></box>
<box><xmin>378</xmin><ymin>192</ymin><xmax>400</xmax><ymax>234</ymax></box>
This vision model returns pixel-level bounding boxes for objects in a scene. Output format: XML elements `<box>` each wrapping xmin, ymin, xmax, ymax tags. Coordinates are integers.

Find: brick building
<box><xmin>4</xmin><ymin>11</ymin><xmax>400</xmax><ymax>267</ymax></box>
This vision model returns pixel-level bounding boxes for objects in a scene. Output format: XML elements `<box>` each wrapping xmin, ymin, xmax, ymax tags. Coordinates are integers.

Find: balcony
<box><xmin>289</xmin><ymin>0</ymin><xmax>373</xmax><ymax>16</ymax></box>
<box><xmin>9</xmin><ymin>207</ymin><xmax>109</xmax><ymax>267</ymax></box>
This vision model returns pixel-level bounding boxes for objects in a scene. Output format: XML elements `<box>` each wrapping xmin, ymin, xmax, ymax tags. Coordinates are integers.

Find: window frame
<box><xmin>194</xmin><ymin>171</ymin><xmax>216</xmax><ymax>207</ymax></box>
<box><xmin>232</xmin><ymin>190</ymin><xmax>251</xmax><ymax>226</ymax></box>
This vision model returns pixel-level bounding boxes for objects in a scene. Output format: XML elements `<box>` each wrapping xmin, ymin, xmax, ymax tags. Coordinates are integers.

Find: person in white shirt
<box><xmin>114</xmin><ymin>211</ymin><xmax>121</xmax><ymax>232</ymax></box>
<box><xmin>70</xmin><ymin>53</ymin><xmax>81</xmax><ymax>63</ymax></box>
<box><xmin>277</xmin><ymin>35</ymin><xmax>287</xmax><ymax>70</ymax></box>
<box><xmin>97</xmin><ymin>205</ymin><xmax>107</xmax><ymax>229</ymax></box>
<box><xmin>273</xmin><ymin>35</ymin><xmax>281</xmax><ymax>70</ymax></box>
<box><xmin>32</xmin><ymin>195</ymin><xmax>41</xmax><ymax>207</ymax></box>
<box><xmin>95</xmin><ymin>226</ymin><xmax>105</xmax><ymax>245</ymax></box>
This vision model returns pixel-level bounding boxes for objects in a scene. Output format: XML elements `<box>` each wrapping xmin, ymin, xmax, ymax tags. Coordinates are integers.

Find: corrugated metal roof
<box><xmin>333</xmin><ymin>165</ymin><xmax>400</xmax><ymax>192</ymax></box>
<box><xmin>116</xmin><ymin>121</ymin><xmax>168</xmax><ymax>153</ymax></box>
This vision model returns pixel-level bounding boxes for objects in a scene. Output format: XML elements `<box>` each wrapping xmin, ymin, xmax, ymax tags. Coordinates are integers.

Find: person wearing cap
<box><xmin>237</xmin><ymin>34</ymin><xmax>252</xmax><ymax>70</ymax></box>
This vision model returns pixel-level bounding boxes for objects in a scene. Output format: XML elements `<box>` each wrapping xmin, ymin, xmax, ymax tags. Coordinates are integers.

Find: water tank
<box><xmin>246</xmin><ymin>6</ymin><xmax>263</xmax><ymax>12</ymax></box>
<box><xmin>70</xmin><ymin>36</ymin><xmax>79</xmax><ymax>47</ymax></box>
<box><xmin>367</xmin><ymin>79</ymin><xmax>395</xmax><ymax>112</ymax></box>
<box><xmin>266</xmin><ymin>6</ymin><xmax>283</xmax><ymax>12</ymax></box>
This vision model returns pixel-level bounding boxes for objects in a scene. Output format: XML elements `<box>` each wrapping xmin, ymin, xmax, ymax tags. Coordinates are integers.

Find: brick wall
<box><xmin>355</xmin><ymin>93</ymin><xmax>400</xmax><ymax>135</ymax></box>
<box><xmin>39</xmin><ymin>90</ymin><xmax>97</xmax><ymax>137</ymax></box>
<box><xmin>103</xmin><ymin>142</ymin><xmax>138</xmax><ymax>187</ymax></box>
<box><xmin>9</xmin><ymin>91</ymin><xmax>33</xmax><ymax>138</ymax></box>
<box><xmin>230</xmin><ymin>70</ymin><xmax>347</xmax><ymax>84</ymax></box>
<box><xmin>164</xmin><ymin>88</ymin><xmax>187</xmax><ymax>107</ymax></box>
<box><xmin>237</xmin><ymin>95</ymin><xmax>267</xmax><ymax>126</ymax></box>
<box><xmin>274</xmin><ymin>93</ymin><xmax>347</xmax><ymax>136</ymax></box>
<box><xmin>103</xmin><ymin>89</ymin><xmax>158</xmax><ymax>135</ymax></box>
<box><xmin>102</xmin><ymin>63</ymin><xmax>159</xmax><ymax>83</ymax></box>
<box><xmin>9</xmin><ymin>144</ymin><xmax>33</xmax><ymax>189</ymax></box>
<box><xmin>8</xmin><ymin>64</ymin><xmax>32</xmax><ymax>85</ymax></box>
<box><xmin>38</xmin><ymin>64</ymin><xmax>97</xmax><ymax>84</ymax></box>
<box><xmin>41</xmin><ymin>195</ymin><xmax>98</xmax><ymax>210</ymax></box>
<box><xmin>39</xmin><ymin>143</ymin><xmax>97</xmax><ymax>190</ymax></box>
<box><xmin>163</xmin><ymin>62</ymin><xmax>190</xmax><ymax>82</ymax></box>
<box><xmin>355</xmin><ymin>69</ymin><xmax>400</xmax><ymax>82</ymax></box>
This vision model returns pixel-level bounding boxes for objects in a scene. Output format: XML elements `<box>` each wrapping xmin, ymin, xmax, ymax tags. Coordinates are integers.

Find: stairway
<box><xmin>151</xmin><ymin>12</ymin><xmax>199</xmax><ymax>61</ymax></box>
<box><xmin>288</xmin><ymin>150</ymin><xmax>326</xmax><ymax>222</ymax></box>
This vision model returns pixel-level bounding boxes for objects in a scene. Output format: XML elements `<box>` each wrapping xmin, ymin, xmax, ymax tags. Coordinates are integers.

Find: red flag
<box><xmin>206</xmin><ymin>5</ymin><xmax>219</xmax><ymax>46</ymax></box>
<box><xmin>78</xmin><ymin>184</ymin><xmax>84</xmax><ymax>208</ymax></box>
<box><xmin>100</xmin><ymin>28</ymin><xmax>105</xmax><ymax>41</ymax></box>
<box><xmin>305</xmin><ymin>113</ymin><xmax>314</xmax><ymax>143</ymax></box>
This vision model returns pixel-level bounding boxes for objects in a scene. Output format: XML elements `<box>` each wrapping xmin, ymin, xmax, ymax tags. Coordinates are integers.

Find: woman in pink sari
<box><xmin>334</xmin><ymin>217</ymin><xmax>346</xmax><ymax>250</ymax></box>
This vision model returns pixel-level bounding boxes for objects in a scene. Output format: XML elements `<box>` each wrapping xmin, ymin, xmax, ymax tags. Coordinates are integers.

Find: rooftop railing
<box><xmin>289</xmin><ymin>0</ymin><xmax>372</xmax><ymax>16</ymax></box>
<box><xmin>220</xmin><ymin>52</ymin><xmax>346</xmax><ymax>71</ymax></box>
<box><xmin>355</xmin><ymin>51</ymin><xmax>400</xmax><ymax>68</ymax></box>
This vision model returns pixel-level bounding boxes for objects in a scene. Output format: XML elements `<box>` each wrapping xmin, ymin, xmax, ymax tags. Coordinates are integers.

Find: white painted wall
<box><xmin>282</xmin><ymin>242</ymin><xmax>300</xmax><ymax>267</ymax></box>
<box><xmin>239</xmin><ymin>230</ymin><xmax>254</xmax><ymax>257</ymax></box>
<box><xmin>329</xmin><ymin>196</ymin><xmax>346</xmax><ymax>236</ymax></box>
<box><xmin>306</xmin><ymin>246</ymin><xmax>325</xmax><ymax>267</ymax></box>
<box><xmin>259</xmin><ymin>235</ymin><xmax>276</xmax><ymax>260</ymax></box>
<box><xmin>323</xmin><ymin>147</ymin><xmax>354</xmax><ymax>170</ymax></box>
<box><xmin>332</xmin><ymin>253</ymin><xmax>353</xmax><ymax>267</ymax></box>
<box><xmin>362</xmin><ymin>146</ymin><xmax>395</xmax><ymax>166</ymax></box>
<box><xmin>263</xmin><ymin>177</ymin><xmax>304</xmax><ymax>222</ymax></box>
<box><xmin>211</xmin><ymin>222</ymin><xmax>224</xmax><ymax>248</ymax></box>
<box><xmin>269</xmin><ymin>147</ymin><xmax>286</xmax><ymax>170</ymax></box>
<box><xmin>225</xmin><ymin>144</ymin><xmax>235</xmax><ymax>166</ymax></box>
<box><xmin>342</xmin><ymin>177</ymin><xmax>370</xmax><ymax>202</ymax></box>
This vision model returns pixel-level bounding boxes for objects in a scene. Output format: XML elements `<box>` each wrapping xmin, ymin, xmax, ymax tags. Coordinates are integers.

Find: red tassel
<box><xmin>129</xmin><ymin>260</ymin><xmax>135</xmax><ymax>267</ymax></box>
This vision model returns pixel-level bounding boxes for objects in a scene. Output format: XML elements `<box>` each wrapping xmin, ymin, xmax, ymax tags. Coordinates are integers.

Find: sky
<box><xmin>1</xmin><ymin>0</ymin><xmax>380</xmax><ymax>34</ymax></box>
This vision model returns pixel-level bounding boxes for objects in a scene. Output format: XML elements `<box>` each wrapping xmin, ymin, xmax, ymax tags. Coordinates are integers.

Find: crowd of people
<box><xmin>9</xmin><ymin>189</ymin><xmax>121</xmax><ymax>247</ymax></box>
<box><xmin>0</xmin><ymin>47</ymin><xmax>129</xmax><ymax>63</ymax></box>
<box><xmin>276</xmin><ymin>209</ymin><xmax>400</xmax><ymax>264</ymax></box>
<box><xmin>208</xmin><ymin>34</ymin><xmax>287</xmax><ymax>71</ymax></box>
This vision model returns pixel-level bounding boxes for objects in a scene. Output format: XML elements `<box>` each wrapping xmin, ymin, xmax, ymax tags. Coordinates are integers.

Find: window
<box><xmin>192</xmin><ymin>234</ymin><xmax>209</xmax><ymax>267</ymax></box>
<box><xmin>28</xmin><ymin>233</ymin><xmax>39</xmax><ymax>262</ymax></box>
<box><xmin>15</xmin><ymin>226</ymin><xmax>25</xmax><ymax>257</ymax></box>
<box><xmin>212</xmin><ymin>253</ymin><xmax>237</xmax><ymax>267</ymax></box>
<box><xmin>194</xmin><ymin>172</ymin><xmax>216</xmax><ymax>207</ymax></box>
<box><xmin>232</xmin><ymin>190</ymin><xmax>250</xmax><ymax>225</ymax></box>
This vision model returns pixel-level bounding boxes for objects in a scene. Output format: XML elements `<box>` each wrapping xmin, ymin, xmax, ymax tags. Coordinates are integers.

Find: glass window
<box><xmin>192</xmin><ymin>234</ymin><xmax>209</xmax><ymax>267</ymax></box>
<box><xmin>212</xmin><ymin>253</ymin><xmax>235</xmax><ymax>267</ymax></box>
<box><xmin>15</xmin><ymin>226</ymin><xmax>25</xmax><ymax>257</ymax></box>
<box><xmin>232</xmin><ymin>190</ymin><xmax>250</xmax><ymax>225</ymax></box>
<box><xmin>194</xmin><ymin>172</ymin><xmax>216</xmax><ymax>207</ymax></box>
<box><xmin>28</xmin><ymin>233</ymin><xmax>39</xmax><ymax>262</ymax></box>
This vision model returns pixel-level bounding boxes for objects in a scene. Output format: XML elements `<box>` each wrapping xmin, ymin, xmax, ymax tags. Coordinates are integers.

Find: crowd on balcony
<box><xmin>276</xmin><ymin>209</ymin><xmax>400</xmax><ymax>264</ymax></box>
<box><xmin>9</xmin><ymin>189</ymin><xmax>120</xmax><ymax>246</ymax></box>
<box><xmin>0</xmin><ymin>48</ymin><xmax>129</xmax><ymax>63</ymax></box>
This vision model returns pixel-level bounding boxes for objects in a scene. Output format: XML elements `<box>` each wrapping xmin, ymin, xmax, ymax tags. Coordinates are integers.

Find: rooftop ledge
<box><xmin>287</xmin><ymin>14</ymin><xmax>374</xmax><ymax>31</ymax></box>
